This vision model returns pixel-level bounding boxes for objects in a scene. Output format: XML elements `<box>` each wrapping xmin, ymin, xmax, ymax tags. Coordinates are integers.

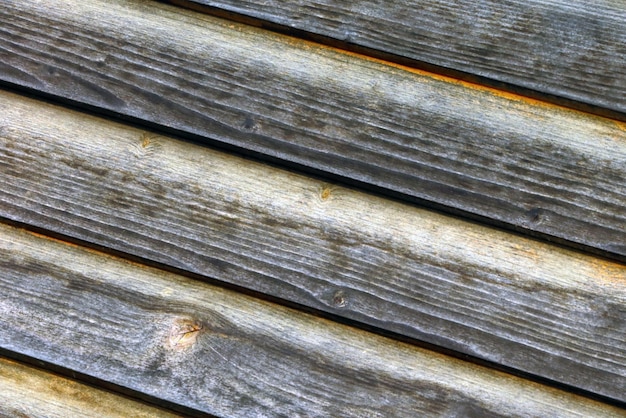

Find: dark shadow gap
<box><xmin>2</xmin><ymin>216</ymin><xmax>624</xmax><ymax>410</ymax></box>
<box><xmin>161</xmin><ymin>0</ymin><xmax>626</xmax><ymax>123</ymax></box>
<box><xmin>1</xmin><ymin>81</ymin><xmax>624</xmax><ymax>265</ymax></box>
<box><xmin>0</xmin><ymin>351</ymin><xmax>215</xmax><ymax>417</ymax></box>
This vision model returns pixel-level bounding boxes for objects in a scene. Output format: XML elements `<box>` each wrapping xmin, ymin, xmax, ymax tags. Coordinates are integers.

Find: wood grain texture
<box><xmin>0</xmin><ymin>357</ymin><xmax>182</xmax><ymax>418</ymax></box>
<box><xmin>1</xmin><ymin>90</ymin><xmax>625</xmax><ymax>402</ymax></box>
<box><xmin>2</xmin><ymin>0</ymin><xmax>626</xmax><ymax>260</ymax></box>
<box><xmin>1</xmin><ymin>223</ymin><xmax>625</xmax><ymax>417</ymax></box>
<box><xmin>178</xmin><ymin>0</ymin><xmax>626</xmax><ymax>116</ymax></box>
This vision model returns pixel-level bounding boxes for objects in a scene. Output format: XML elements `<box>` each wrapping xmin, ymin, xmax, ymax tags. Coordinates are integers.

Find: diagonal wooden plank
<box><xmin>175</xmin><ymin>0</ymin><xmax>626</xmax><ymax>117</ymax></box>
<box><xmin>1</xmin><ymin>0</ymin><xmax>626</xmax><ymax>260</ymax></box>
<box><xmin>1</xmin><ymin>90</ymin><xmax>625</xmax><ymax>401</ymax></box>
<box><xmin>0</xmin><ymin>356</ymin><xmax>183</xmax><ymax>417</ymax></box>
<box><xmin>1</xmin><ymin>223</ymin><xmax>625</xmax><ymax>416</ymax></box>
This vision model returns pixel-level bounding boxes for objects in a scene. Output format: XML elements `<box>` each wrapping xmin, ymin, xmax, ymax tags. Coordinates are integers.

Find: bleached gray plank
<box><xmin>1</xmin><ymin>90</ymin><xmax>625</xmax><ymax>401</ymax></box>
<box><xmin>1</xmin><ymin>223</ymin><xmax>624</xmax><ymax>417</ymax></box>
<box><xmin>177</xmin><ymin>0</ymin><xmax>626</xmax><ymax>116</ymax></box>
<box><xmin>1</xmin><ymin>0</ymin><xmax>625</xmax><ymax>259</ymax></box>
<box><xmin>0</xmin><ymin>357</ymin><xmax>182</xmax><ymax>418</ymax></box>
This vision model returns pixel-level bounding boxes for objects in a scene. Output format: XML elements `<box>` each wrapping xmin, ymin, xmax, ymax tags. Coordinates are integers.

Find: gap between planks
<box><xmin>1</xmin><ymin>89</ymin><xmax>625</xmax><ymax>402</ymax></box>
<box><xmin>0</xmin><ymin>355</ymin><xmax>186</xmax><ymax>418</ymax></box>
<box><xmin>1</xmin><ymin>222</ymin><xmax>625</xmax><ymax>417</ymax></box>
<box><xmin>164</xmin><ymin>0</ymin><xmax>626</xmax><ymax>121</ymax></box>
<box><xmin>2</xmin><ymin>0</ymin><xmax>625</xmax><ymax>262</ymax></box>
<box><xmin>5</xmin><ymin>212</ymin><xmax>624</xmax><ymax>412</ymax></box>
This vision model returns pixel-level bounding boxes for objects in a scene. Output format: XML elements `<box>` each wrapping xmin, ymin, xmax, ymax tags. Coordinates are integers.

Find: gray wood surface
<box><xmin>2</xmin><ymin>0</ymin><xmax>626</xmax><ymax>260</ymax></box>
<box><xmin>0</xmin><ymin>356</ymin><xmax>182</xmax><ymax>417</ymax></box>
<box><xmin>2</xmin><ymin>90</ymin><xmax>625</xmax><ymax>402</ymax></box>
<box><xmin>1</xmin><ymin>223</ymin><xmax>624</xmax><ymax>417</ymax></box>
<box><xmin>176</xmin><ymin>0</ymin><xmax>626</xmax><ymax>116</ymax></box>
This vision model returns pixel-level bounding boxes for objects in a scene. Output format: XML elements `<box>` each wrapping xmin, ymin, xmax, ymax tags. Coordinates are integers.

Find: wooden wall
<box><xmin>1</xmin><ymin>0</ymin><xmax>625</xmax><ymax>416</ymax></box>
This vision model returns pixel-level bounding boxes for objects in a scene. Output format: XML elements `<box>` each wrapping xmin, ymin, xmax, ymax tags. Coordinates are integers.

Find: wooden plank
<box><xmin>0</xmin><ymin>356</ymin><xmax>182</xmax><ymax>417</ymax></box>
<box><xmin>1</xmin><ymin>90</ymin><xmax>625</xmax><ymax>402</ymax></box>
<box><xmin>1</xmin><ymin>223</ymin><xmax>624</xmax><ymax>417</ymax></box>
<box><xmin>2</xmin><ymin>0</ymin><xmax>626</xmax><ymax>261</ymax></box>
<box><xmin>175</xmin><ymin>0</ymin><xmax>626</xmax><ymax>117</ymax></box>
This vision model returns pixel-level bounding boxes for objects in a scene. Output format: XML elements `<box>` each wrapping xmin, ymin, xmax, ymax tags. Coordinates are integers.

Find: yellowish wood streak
<box><xmin>1</xmin><ymin>223</ymin><xmax>624</xmax><ymax>416</ymax></box>
<box><xmin>1</xmin><ymin>89</ymin><xmax>625</xmax><ymax>401</ymax></box>
<box><xmin>0</xmin><ymin>357</ymin><xmax>181</xmax><ymax>417</ymax></box>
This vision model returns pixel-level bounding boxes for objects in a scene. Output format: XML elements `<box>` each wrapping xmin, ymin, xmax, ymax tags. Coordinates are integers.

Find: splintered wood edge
<box><xmin>1</xmin><ymin>89</ymin><xmax>625</xmax><ymax>402</ymax></box>
<box><xmin>1</xmin><ymin>222</ymin><xmax>624</xmax><ymax>416</ymax></box>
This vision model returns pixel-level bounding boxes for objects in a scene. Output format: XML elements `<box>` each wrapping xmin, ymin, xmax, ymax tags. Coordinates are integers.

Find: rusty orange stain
<box><xmin>173</xmin><ymin>0</ymin><xmax>625</xmax><ymax>125</ymax></box>
<box><xmin>22</xmin><ymin>228</ymin><xmax>90</xmax><ymax>251</ymax></box>
<box><xmin>510</xmin><ymin>242</ymin><xmax>539</xmax><ymax>261</ymax></box>
<box><xmin>18</xmin><ymin>227</ymin><xmax>157</xmax><ymax>271</ymax></box>
<box><xmin>612</xmin><ymin>120</ymin><xmax>626</xmax><ymax>133</ymax></box>
<box><xmin>340</xmin><ymin>46</ymin><xmax>554</xmax><ymax>107</ymax></box>
<box><xmin>279</xmin><ymin>32</ymin><xmax>626</xmax><ymax>124</ymax></box>
<box><xmin>588</xmin><ymin>257</ymin><xmax>626</xmax><ymax>289</ymax></box>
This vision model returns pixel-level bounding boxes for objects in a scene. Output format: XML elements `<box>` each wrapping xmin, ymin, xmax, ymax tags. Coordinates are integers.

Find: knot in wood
<box><xmin>526</xmin><ymin>208</ymin><xmax>547</xmax><ymax>225</ymax></box>
<box><xmin>166</xmin><ymin>318</ymin><xmax>203</xmax><ymax>351</ymax></box>
<box><xmin>319</xmin><ymin>185</ymin><xmax>336</xmax><ymax>202</ymax></box>
<box><xmin>332</xmin><ymin>290</ymin><xmax>347</xmax><ymax>308</ymax></box>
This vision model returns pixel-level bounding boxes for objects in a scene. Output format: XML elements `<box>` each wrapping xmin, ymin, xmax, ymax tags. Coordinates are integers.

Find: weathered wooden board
<box><xmin>175</xmin><ymin>0</ymin><xmax>626</xmax><ymax>116</ymax></box>
<box><xmin>2</xmin><ymin>90</ymin><xmax>625</xmax><ymax>402</ymax></box>
<box><xmin>0</xmin><ymin>356</ymin><xmax>182</xmax><ymax>417</ymax></box>
<box><xmin>2</xmin><ymin>0</ymin><xmax>626</xmax><ymax>260</ymax></box>
<box><xmin>1</xmin><ymin>223</ymin><xmax>624</xmax><ymax>417</ymax></box>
